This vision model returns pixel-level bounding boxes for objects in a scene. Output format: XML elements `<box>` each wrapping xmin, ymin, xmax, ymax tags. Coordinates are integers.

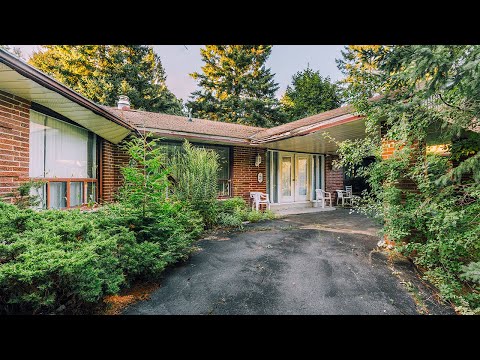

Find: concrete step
<box><xmin>270</xmin><ymin>202</ymin><xmax>313</xmax><ymax>212</ymax></box>
<box><xmin>271</xmin><ymin>202</ymin><xmax>330</xmax><ymax>212</ymax></box>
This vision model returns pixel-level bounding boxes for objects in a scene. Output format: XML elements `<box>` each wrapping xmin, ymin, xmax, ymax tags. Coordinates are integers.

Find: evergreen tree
<box><xmin>29</xmin><ymin>45</ymin><xmax>183</xmax><ymax>115</ymax></box>
<box><xmin>187</xmin><ymin>45</ymin><xmax>285</xmax><ymax>127</ymax></box>
<box><xmin>281</xmin><ymin>68</ymin><xmax>342</xmax><ymax>121</ymax></box>
<box><xmin>336</xmin><ymin>45</ymin><xmax>390</xmax><ymax>102</ymax></box>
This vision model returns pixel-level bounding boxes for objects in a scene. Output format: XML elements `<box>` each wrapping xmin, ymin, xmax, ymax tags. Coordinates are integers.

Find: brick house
<box><xmin>0</xmin><ymin>48</ymin><xmax>366</xmax><ymax>210</ymax></box>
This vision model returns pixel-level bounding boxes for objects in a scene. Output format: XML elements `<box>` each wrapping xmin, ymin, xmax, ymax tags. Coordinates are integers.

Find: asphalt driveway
<box><xmin>124</xmin><ymin>209</ymin><xmax>454</xmax><ymax>315</ymax></box>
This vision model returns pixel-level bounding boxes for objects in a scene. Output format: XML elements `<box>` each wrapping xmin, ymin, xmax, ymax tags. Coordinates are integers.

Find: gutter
<box><xmin>137</xmin><ymin>127</ymin><xmax>252</xmax><ymax>145</ymax></box>
<box><xmin>251</xmin><ymin>114</ymin><xmax>363</xmax><ymax>144</ymax></box>
<box><xmin>0</xmin><ymin>48</ymin><xmax>139</xmax><ymax>136</ymax></box>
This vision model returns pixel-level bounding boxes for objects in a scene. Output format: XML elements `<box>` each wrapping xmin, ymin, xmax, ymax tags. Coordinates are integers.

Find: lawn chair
<box><xmin>345</xmin><ymin>185</ymin><xmax>353</xmax><ymax>197</ymax></box>
<box><xmin>336</xmin><ymin>188</ymin><xmax>352</xmax><ymax>206</ymax></box>
<box><xmin>250</xmin><ymin>192</ymin><xmax>270</xmax><ymax>211</ymax></box>
<box><xmin>315</xmin><ymin>189</ymin><xmax>332</xmax><ymax>208</ymax></box>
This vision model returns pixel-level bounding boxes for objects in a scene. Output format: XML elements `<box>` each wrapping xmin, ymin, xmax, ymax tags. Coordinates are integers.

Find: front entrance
<box><xmin>279</xmin><ymin>153</ymin><xmax>311</xmax><ymax>203</ymax></box>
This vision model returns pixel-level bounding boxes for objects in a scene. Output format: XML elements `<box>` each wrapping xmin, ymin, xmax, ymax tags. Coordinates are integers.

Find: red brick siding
<box><xmin>381</xmin><ymin>137</ymin><xmax>426</xmax><ymax>245</ymax></box>
<box><xmin>113</xmin><ymin>141</ymin><xmax>129</xmax><ymax>195</ymax></box>
<box><xmin>232</xmin><ymin>146</ymin><xmax>267</xmax><ymax>205</ymax></box>
<box><xmin>100</xmin><ymin>139</ymin><xmax>129</xmax><ymax>203</ymax></box>
<box><xmin>0</xmin><ymin>90</ymin><xmax>30</xmax><ymax>203</ymax></box>
<box><xmin>381</xmin><ymin>139</ymin><xmax>397</xmax><ymax>160</ymax></box>
<box><xmin>101</xmin><ymin>140</ymin><xmax>115</xmax><ymax>203</ymax></box>
<box><xmin>381</xmin><ymin>139</ymin><xmax>424</xmax><ymax>191</ymax></box>
<box><xmin>324</xmin><ymin>155</ymin><xmax>344</xmax><ymax>204</ymax></box>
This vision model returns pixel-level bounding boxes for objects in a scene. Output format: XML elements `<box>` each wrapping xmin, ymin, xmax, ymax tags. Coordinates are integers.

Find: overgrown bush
<box><xmin>169</xmin><ymin>140</ymin><xmax>220</xmax><ymax>228</ymax></box>
<box><xmin>216</xmin><ymin>197</ymin><xmax>275</xmax><ymax>228</ymax></box>
<box><xmin>0</xmin><ymin>201</ymin><xmax>202</xmax><ymax>314</ymax></box>
<box><xmin>0</xmin><ymin>135</ymin><xmax>205</xmax><ymax>314</ymax></box>
<box><xmin>336</xmin><ymin>45</ymin><xmax>480</xmax><ymax>313</ymax></box>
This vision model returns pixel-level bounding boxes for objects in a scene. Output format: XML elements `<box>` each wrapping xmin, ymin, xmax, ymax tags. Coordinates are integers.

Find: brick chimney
<box><xmin>117</xmin><ymin>95</ymin><xmax>130</xmax><ymax>110</ymax></box>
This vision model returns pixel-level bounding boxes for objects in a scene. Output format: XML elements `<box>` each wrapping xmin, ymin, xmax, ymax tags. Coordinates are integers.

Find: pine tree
<box><xmin>187</xmin><ymin>45</ymin><xmax>285</xmax><ymax>127</ymax></box>
<box><xmin>29</xmin><ymin>45</ymin><xmax>183</xmax><ymax>115</ymax></box>
<box><xmin>336</xmin><ymin>45</ymin><xmax>390</xmax><ymax>103</ymax></box>
<box><xmin>281</xmin><ymin>67</ymin><xmax>342</xmax><ymax>121</ymax></box>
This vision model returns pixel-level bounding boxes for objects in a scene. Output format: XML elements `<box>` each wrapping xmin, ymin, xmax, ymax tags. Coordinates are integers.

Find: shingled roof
<box><xmin>102</xmin><ymin>106</ymin><xmax>264</xmax><ymax>143</ymax></box>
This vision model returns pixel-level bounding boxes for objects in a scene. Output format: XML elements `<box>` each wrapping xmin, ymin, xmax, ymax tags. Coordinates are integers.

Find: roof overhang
<box><xmin>0</xmin><ymin>49</ymin><xmax>135</xmax><ymax>144</ymax></box>
<box><xmin>139</xmin><ymin>127</ymin><xmax>251</xmax><ymax>146</ymax></box>
<box><xmin>252</xmin><ymin>115</ymin><xmax>366</xmax><ymax>153</ymax></box>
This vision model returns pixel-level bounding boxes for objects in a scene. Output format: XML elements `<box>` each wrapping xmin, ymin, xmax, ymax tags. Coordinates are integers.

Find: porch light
<box><xmin>255</xmin><ymin>153</ymin><xmax>262</xmax><ymax>167</ymax></box>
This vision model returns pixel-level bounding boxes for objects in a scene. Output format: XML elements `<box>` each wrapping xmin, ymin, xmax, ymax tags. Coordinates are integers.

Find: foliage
<box><xmin>169</xmin><ymin>140</ymin><xmax>220</xmax><ymax>228</ymax></box>
<box><xmin>216</xmin><ymin>197</ymin><xmax>275</xmax><ymax>228</ymax></box>
<box><xmin>0</xmin><ymin>201</ymin><xmax>201</xmax><ymax>314</ymax></box>
<box><xmin>29</xmin><ymin>45</ymin><xmax>183</xmax><ymax>114</ymax></box>
<box><xmin>4</xmin><ymin>180</ymin><xmax>46</xmax><ymax>209</ymax></box>
<box><xmin>0</xmin><ymin>136</ymin><xmax>206</xmax><ymax>314</ymax></box>
<box><xmin>281</xmin><ymin>68</ymin><xmax>342</xmax><ymax>121</ymax></box>
<box><xmin>461</xmin><ymin>262</ymin><xmax>480</xmax><ymax>285</ymax></box>
<box><xmin>117</xmin><ymin>133</ymin><xmax>170</xmax><ymax>226</ymax></box>
<box><xmin>245</xmin><ymin>209</ymin><xmax>276</xmax><ymax>222</ymax></box>
<box><xmin>337</xmin><ymin>45</ymin><xmax>480</xmax><ymax>313</ymax></box>
<box><xmin>187</xmin><ymin>45</ymin><xmax>285</xmax><ymax>127</ymax></box>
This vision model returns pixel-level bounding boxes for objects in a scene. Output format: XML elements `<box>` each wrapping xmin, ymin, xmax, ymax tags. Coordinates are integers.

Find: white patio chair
<box><xmin>315</xmin><ymin>189</ymin><xmax>332</xmax><ymax>208</ymax></box>
<box><xmin>345</xmin><ymin>185</ymin><xmax>353</xmax><ymax>197</ymax></box>
<box><xmin>336</xmin><ymin>189</ymin><xmax>352</xmax><ymax>206</ymax></box>
<box><xmin>250</xmin><ymin>191</ymin><xmax>270</xmax><ymax>211</ymax></box>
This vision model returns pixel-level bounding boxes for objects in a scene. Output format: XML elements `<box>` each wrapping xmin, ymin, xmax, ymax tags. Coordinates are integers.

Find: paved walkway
<box><xmin>124</xmin><ymin>209</ymin><xmax>454</xmax><ymax>315</ymax></box>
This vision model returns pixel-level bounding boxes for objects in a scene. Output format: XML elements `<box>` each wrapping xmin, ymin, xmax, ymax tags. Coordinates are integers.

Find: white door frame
<box><xmin>268</xmin><ymin>150</ymin><xmax>325</xmax><ymax>204</ymax></box>
<box><xmin>279</xmin><ymin>152</ymin><xmax>294</xmax><ymax>203</ymax></box>
<box><xmin>294</xmin><ymin>154</ymin><xmax>310</xmax><ymax>201</ymax></box>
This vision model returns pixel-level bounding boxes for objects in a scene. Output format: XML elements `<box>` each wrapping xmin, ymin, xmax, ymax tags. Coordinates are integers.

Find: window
<box><xmin>160</xmin><ymin>141</ymin><xmax>231</xmax><ymax>196</ymax></box>
<box><xmin>29</xmin><ymin>111</ymin><xmax>97</xmax><ymax>209</ymax></box>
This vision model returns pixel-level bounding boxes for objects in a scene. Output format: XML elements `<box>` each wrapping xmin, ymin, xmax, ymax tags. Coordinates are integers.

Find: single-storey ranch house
<box><xmin>0</xmin><ymin>48</ymin><xmax>368</xmax><ymax>211</ymax></box>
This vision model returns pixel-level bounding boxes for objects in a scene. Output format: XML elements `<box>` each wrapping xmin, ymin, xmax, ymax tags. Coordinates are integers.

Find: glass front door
<box><xmin>280</xmin><ymin>154</ymin><xmax>294</xmax><ymax>202</ymax></box>
<box><xmin>295</xmin><ymin>154</ymin><xmax>309</xmax><ymax>201</ymax></box>
<box><xmin>278</xmin><ymin>152</ymin><xmax>311</xmax><ymax>203</ymax></box>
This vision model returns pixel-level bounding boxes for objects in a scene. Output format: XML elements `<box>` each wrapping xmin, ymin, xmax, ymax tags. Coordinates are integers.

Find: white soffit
<box><xmin>0</xmin><ymin>62</ymin><xmax>131</xmax><ymax>144</ymax></box>
<box><xmin>257</xmin><ymin>118</ymin><xmax>367</xmax><ymax>153</ymax></box>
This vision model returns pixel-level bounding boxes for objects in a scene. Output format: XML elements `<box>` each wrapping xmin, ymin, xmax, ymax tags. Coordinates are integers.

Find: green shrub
<box><xmin>218</xmin><ymin>197</ymin><xmax>248</xmax><ymax>215</ymax></box>
<box><xmin>0</xmin><ymin>135</ymin><xmax>206</xmax><ymax>314</ymax></box>
<box><xmin>338</xmin><ymin>149</ymin><xmax>480</xmax><ymax>313</ymax></box>
<box><xmin>217</xmin><ymin>212</ymin><xmax>244</xmax><ymax>228</ymax></box>
<box><xmin>246</xmin><ymin>209</ymin><xmax>276</xmax><ymax>222</ymax></box>
<box><xmin>0</xmin><ymin>200</ymin><xmax>202</xmax><ymax>314</ymax></box>
<box><xmin>169</xmin><ymin>140</ymin><xmax>220</xmax><ymax>228</ymax></box>
<box><xmin>216</xmin><ymin>197</ymin><xmax>275</xmax><ymax>228</ymax></box>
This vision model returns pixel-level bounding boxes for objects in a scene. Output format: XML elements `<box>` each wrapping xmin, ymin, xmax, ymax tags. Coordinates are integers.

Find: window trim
<box><xmin>30</xmin><ymin>178</ymin><xmax>98</xmax><ymax>209</ymax></box>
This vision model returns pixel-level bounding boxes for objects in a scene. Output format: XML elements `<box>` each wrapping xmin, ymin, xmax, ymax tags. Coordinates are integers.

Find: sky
<box><xmin>11</xmin><ymin>45</ymin><xmax>345</xmax><ymax>102</ymax></box>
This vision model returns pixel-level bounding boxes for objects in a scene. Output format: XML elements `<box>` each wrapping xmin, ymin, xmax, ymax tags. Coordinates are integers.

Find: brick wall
<box><xmin>381</xmin><ymin>139</ymin><xmax>424</xmax><ymax>192</ymax></box>
<box><xmin>0</xmin><ymin>90</ymin><xmax>30</xmax><ymax>203</ymax></box>
<box><xmin>232</xmin><ymin>146</ymin><xmax>267</xmax><ymax>206</ymax></box>
<box><xmin>324</xmin><ymin>155</ymin><xmax>344</xmax><ymax>204</ymax></box>
<box><xmin>100</xmin><ymin>139</ymin><xmax>129</xmax><ymax>203</ymax></box>
<box><xmin>381</xmin><ymin>137</ymin><xmax>426</xmax><ymax>245</ymax></box>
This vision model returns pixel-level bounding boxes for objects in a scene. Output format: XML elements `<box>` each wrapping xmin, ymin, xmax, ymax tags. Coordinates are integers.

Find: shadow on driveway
<box><xmin>123</xmin><ymin>209</ymin><xmax>455</xmax><ymax>315</ymax></box>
